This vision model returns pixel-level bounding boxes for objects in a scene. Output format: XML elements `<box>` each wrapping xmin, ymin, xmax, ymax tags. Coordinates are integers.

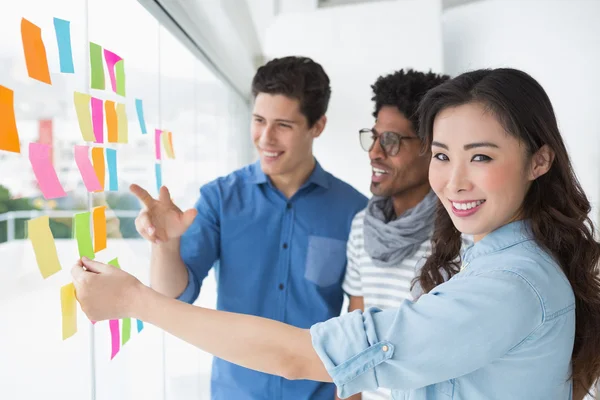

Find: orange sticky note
<box><xmin>91</xmin><ymin>147</ymin><xmax>105</xmax><ymax>192</ymax></box>
<box><xmin>61</xmin><ymin>283</ymin><xmax>77</xmax><ymax>340</ymax></box>
<box><xmin>28</xmin><ymin>216</ymin><xmax>62</xmax><ymax>278</ymax></box>
<box><xmin>93</xmin><ymin>206</ymin><xmax>107</xmax><ymax>252</ymax></box>
<box><xmin>21</xmin><ymin>18</ymin><xmax>52</xmax><ymax>85</ymax></box>
<box><xmin>0</xmin><ymin>85</ymin><xmax>21</xmax><ymax>153</ymax></box>
<box><xmin>105</xmin><ymin>101</ymin><xmax>118</xmax><ymax>143</ymax></box>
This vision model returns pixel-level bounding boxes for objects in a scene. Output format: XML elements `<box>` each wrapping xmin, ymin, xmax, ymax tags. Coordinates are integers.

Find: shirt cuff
<box><xmin>310</xmin><ymin>309</ymin><xmax>394</xmax><ymax>398</ymax></box>
<box><xmin>176</xmin><ymin>267</ymin><xmax>200</xmax><ymax>304</ymax></box>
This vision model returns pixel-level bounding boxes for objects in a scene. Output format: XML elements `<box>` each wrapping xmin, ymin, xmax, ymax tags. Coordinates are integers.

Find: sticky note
<box><xmin>155</xmin><ymin>162</ymin><xmax>162</xmax><ymax>193</ymax></box>
<box><xmin>74</xmin><ymin>212</ymin><xmax>94</xmax><ymax>259</ymax></box>
<box><xmin>109</xmin><ymin>319</ymin><xmax>120</xmax><ymax>359</ymax></box>
<box><xmin>29</xmin><ymin>143</ymin><xmax>67</xmax><ymax>199</ymax></box>
<box><xmin>91</xmin><ymin>147</ymin><xmax>105</xmax><ymax>191</ymax></box>
<box><xmin>89</xmin><ymin>42</ymin><xmax>105</xmax><ymax>90</ymax></box>
<box><xmin>116</xmin><ymin>103</ymin><xmax>128</xmax><ymax>144</ymax></box>
<box><xmin>104</xmin><ymin>101</ymin><xmax>118</xmax><ymax>143</ymax></box>
<box><xmin>27</xmin><ymin>216</ymin><xmax>62</xmax><ymax>278</ymax></box>
<box><xmin>161</xmin><ymin>130</ymin><xmax>175</xmax><ymax>159</ymax></box>
<box><xmin>135</xmin><ymin>99</ymin><xmax>147</xmax><ymax>134</ymax></box>
<box><xmin>122</xmin><ymin>318</ymin><xmax>131</xmax><ymax>346</ymax></box>
<box><xmin>91</xmin><ymin>97</ymin><xmax>103</xmax><ymax>143</ymax></box>
<box><xmin>74</xmin><ymin>92</ymin><xmax>94</xmax><ymax>142</ymax></box>
<box><xmin>108</xmin><ymin>257</ymin><xmax>120</xmax><ymax>268</ymax></box>
<box><xmin>0</xmin><ymin>85</ymin><xmax>21</xmax><ymax>153</ymax></box>
<box><xmin>61</xmin><ymin>283</ymin><xmax>77</xmax><ymax>340</ymax></box>
<box><xmin>106</xmin><ymin>148</ymin><xmax>118</xmax><ymax>191</ymax></box>
<box><xmin>21</xmin><ymin>18</ymin><xmax>52</xmax><ymax>84</ymax></box>
<box><xmin>115</xmin><ymin>60</ymin><xmax>126</xmax><ymax>96</ymax></box>
<box><xmin>154</xmin><ymin>129</ymin><xmax>162</xmax><ymax>160</ymax></box>
<box><xmin>137</xmin><ymin>319</ymin><xmax>144</xmax><ymax>333</ymax></box>
<box><xmin>103</xmin><ymin>50</ymin><xmax>122</xmax><ymax>94</ymax></box>
<box><xmin>92</xmin><ymin>206</ymin><xmax>107</xmax><ymax>252</ymax></box>
<box><xmin>74</xmin><ymin>145</ymin><xmax>102</xmax><ymax>192</ymax></box>
<box><xmin>53</xmin><ymin>18</ymin><xmax>74</xmax><ymax>74</ymax></box>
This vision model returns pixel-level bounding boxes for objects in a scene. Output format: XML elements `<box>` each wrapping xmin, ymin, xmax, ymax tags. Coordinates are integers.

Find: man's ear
<box><xmin>311</xmin><ymin>115</ymin><xmax>327</xmax><ymax>138</ymax></box>
<box><xmin>528</xmin><ymin>144</ymin><xmax>555</xmax><ymax>181</ymax></box>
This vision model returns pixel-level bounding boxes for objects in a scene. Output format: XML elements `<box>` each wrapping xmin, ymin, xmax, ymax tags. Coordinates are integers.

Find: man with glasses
<box><xmin>339</xmin><ymin>69</ymin><xmax>451</xmax><ymax>400</ymax></box>
<box><xmin>130</xmin><ymin>56</ymin><xmax>367</xmax><ymax>400</ymax></box>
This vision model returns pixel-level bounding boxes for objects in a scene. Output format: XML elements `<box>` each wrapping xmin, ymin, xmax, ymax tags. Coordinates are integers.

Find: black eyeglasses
<box><xmin>359</xmin><ymin>128</ymin><xmax>418</xmax><ymax>156</ymax></box>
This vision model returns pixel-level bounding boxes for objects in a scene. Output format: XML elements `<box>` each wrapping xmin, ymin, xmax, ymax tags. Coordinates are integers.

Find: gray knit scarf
<box><xmin>363</xmin><ymin>190</ymin><xmax>437</xmax><ymax>267</ymax></box>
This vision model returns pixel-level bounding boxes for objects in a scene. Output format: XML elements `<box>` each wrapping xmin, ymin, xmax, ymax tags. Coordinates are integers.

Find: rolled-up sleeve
<box><xmin>177</xmin><ymin>183</ymin><xmax>221</xmax><ymax>304</ymax></box>
<box><xmin>310</xmin><ymin>269</ymin><xmax>544</xmax><ymax>397</ymax></box>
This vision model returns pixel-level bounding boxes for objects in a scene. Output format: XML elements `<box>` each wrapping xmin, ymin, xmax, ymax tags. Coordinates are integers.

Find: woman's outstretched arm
<box><xmin>71</xmin><ymin>257</ymin><xmax>332</xmax><ymax>383</ymax></box>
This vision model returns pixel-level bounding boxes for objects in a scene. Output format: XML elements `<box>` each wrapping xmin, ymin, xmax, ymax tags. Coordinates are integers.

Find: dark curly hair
<box><xmin>416</xmin><ymin>68</ymin><xmax>600</xmax><ymax>399</ymax></box>
<box><xmin>371</xmin><ymin>69</ymin><xmax>450</xmax><ymax>133</ymax></box>
<box><xmin>251</xmin><ymin>56</ymin><xmax>331</xmax><ymax>127</ymax></box>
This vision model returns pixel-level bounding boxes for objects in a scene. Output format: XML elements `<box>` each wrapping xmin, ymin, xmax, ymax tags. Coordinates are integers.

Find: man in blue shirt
<box><xmin>130</xmin><ymin>56</ymin><xmax>367</xmax><ymax>400</ymax></box>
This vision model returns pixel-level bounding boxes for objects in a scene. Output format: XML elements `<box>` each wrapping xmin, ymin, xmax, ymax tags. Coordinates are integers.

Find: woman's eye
<box><xmin>433</xmin><ymin>153</ymin><xmax>449</xmax><ymax>161</ymax></box>
<box><xmin>279</xmin><ymin>123</ymin><xmax>291</xmax><ymax>129</ymax></box>
<box><xmin>472</xmin><ymin>154</ymin><xmax>492</xmax><ymax>162</ymax></box>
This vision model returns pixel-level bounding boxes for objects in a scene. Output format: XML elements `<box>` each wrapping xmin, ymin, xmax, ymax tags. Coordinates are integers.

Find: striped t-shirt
<box><xmin>342</xmin><ymin>209</ymin><xmax>471</xmax><ymax>400</ymax></box>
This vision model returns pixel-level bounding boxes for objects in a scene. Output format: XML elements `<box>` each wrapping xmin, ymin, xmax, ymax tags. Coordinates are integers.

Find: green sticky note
<box><xmin>89</xmin><ymin>42</ymin><xmax>105</xmax><ymax>90</ymax></box>
<box><xmin>108</xmin><ymin>257</ymin><xmax>120</xmax><ymax>269</ymax></box>
<box><xmin>74</xmin><ymin>212</ymin><xmax>95</xmax><ymax>259</ymax></box>
<box><xmin>115</xmin><ymin>60</ymin><xmax>126</xmax><ymax>96</ymax></box>
<box><xmin>122</xmin><ymin>318</ymin><xmax>131</xmax><ymax>345</ymax></box>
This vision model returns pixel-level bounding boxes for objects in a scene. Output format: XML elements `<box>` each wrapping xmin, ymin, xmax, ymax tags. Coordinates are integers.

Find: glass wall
<box><xmin>0</xmin><ymin>0</ymin><xmax>250</xmax><ymax>399</ymax></box>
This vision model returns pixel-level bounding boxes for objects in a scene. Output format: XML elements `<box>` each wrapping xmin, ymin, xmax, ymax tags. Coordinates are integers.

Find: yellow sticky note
<box><xmin>161</xmin><ymin>130</ymin><xmax>175</xmax><ymax>159</ymax></box>
<box><xmin>61</xmin><ymin>283</ymin><xmax>77</xmax><ymax>340</ymax></box>
<box><xmin>93</xmin><ymin>206</ymin><xmax>107</xmax><ymax>252</ymax></box>
<box><xmin>28</xmin><ymin>216</ymin><xmax>62</xmax><ymax>279</ymax></box>
<box><xmin>116</xmin><ymin>103</ymin><xmax>128</xmax><ymax>144</ymax></box>
<box><xmin>74</xmin><ymin>92</ymin><xmax>95</xmax><ymax>142</ymax></box>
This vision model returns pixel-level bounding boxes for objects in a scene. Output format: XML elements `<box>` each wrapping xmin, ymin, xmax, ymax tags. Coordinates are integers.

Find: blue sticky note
<box><xmin>155</xmin><ymin>162</ymin><xmax>162</xmax><ymax>193</ymax></box>
<box><xmin>53</xmin><ymin>18</ymin><xmax>74</xmax><ymax>74</ymax></box>
<box><xmin>137</xmin><ymin>319</ymin><xmax>144</xmax><ymax>333</ymax></box>
<box><xmin>135</xmin><ymin>99</ymin><xmax>147</xmax><ymax>134</ymax></box>
<box><xmin>106</xmin><ymin>148</ymin><xmax>118</xmax><ymax>191</ymax></box>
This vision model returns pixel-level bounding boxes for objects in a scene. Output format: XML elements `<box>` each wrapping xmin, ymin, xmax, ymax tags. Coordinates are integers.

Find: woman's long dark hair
<box><xmin>414</xmin><ymin>68</ymin><xmax>600</xmax><ymax>397</ymax></box>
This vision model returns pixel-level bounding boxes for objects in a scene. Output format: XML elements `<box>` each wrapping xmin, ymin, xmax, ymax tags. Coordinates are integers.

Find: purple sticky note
<box><xmin>109</xmin><ymin>319</ymin><xmax>120</xmax><ymax>360</ymax></box>
<box><xmin>91</xmin><ymin>97</ymin><xmax>104</xmax><ymax>143</ymax></box>
<box><xmin>103</xmin><ymin>49</ymin><xmax>122</xmax><ymax>94</ymax></box>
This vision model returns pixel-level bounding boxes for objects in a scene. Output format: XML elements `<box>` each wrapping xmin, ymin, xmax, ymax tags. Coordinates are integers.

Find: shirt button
<box><xmin>286</xmin><ymin>203</ymin><xmax>292</xmax><ymax>209</ymax></box>
<box><xmin>382</xmin><ymin>345</ymin><xmax>389</xmax><ymax>352</ymax></box>
<box><xmin>278</xmin><ymin>283</ymin><xmax>284</xmax><ymax>290</ymax></box>
<box><xmin>282</xmin><ymin>243</ymin><xmax>288</xmax><ymax>249</ymax></box>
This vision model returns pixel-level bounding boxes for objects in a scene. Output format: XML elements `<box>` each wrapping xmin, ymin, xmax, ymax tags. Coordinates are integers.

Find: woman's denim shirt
<box><xmin>310</xmin><ymin>220</ymin><xmax>575</xmax><ymax>399</ymax></box>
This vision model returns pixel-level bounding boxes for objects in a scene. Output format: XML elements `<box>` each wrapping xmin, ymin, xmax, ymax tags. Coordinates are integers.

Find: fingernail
<box><xmin>147</xmin><ymin>227</ymin><xmax>155</xmax><ymax>235</ymax></box>
<box><xmin>155</xmin><ymin>239</ymin><xmax>162</xmax><ymax>245</ymax></box>
<box><xmin>82</xmin><ymin>256</ymin><xmax>89</xmax><ymax>261</ymax></box>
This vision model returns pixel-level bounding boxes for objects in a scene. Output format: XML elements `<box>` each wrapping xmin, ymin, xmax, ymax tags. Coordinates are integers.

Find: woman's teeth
<box><xmin>452</xmin><ymin>200</ymin><xmax>485</xmax><ymax>210</ymax></box>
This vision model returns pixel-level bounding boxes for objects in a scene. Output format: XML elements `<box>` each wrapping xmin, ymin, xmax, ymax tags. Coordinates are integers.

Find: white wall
<box><xmin>263</xmin><ymin>0</ymin><xmax>444</xmax><ymax>196</ymax></box>
<box><xmin>443</xmin><ymin>0</ymin><xmax>600</xmax><ymax>225</ymax></box>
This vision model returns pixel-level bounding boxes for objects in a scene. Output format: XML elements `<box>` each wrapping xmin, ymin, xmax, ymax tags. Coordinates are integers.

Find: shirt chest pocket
<box><xmin>304</xmin><ymin>235</ymin><xmax>347</xmax><ymax>288</ymax></box>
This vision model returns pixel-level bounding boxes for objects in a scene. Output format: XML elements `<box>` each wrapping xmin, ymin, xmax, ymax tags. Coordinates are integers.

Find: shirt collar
<box><xmin>462</xmin><ymin>220</ymin><xmax>534</xmax><ymax>265</ymax></box>
<box><xmin>248</xmin><ymin>159</ymin><xmax>330</xmax><ymax>189</ymax></box>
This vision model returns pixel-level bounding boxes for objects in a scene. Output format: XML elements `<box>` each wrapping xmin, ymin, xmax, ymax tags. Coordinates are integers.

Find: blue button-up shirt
<box><xmin>178</xmin><ymin>160</ymin><xmax>367</xmax><ymax>400</ymax></box>
<box><xmin>311</xmin><ymin>220</ymin><xmax>575</xmax><ymax>399</ymax></box>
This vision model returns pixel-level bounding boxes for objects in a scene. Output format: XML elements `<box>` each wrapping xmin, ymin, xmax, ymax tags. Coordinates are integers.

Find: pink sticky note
<box><xmin>91</xmin><ymin>97</ymin><xmax>104</xmax><ymax>143</ymax></box>
<box><xmin>103</xmin><ymin>49</ymin><xmax>122</xmax><ymax>93</ymax></box>
<box><xmin>28</xmin><ymin>143</ymin><xmax>67</xmax><ymax>199</ymax></box>
<box><xmin>154</xmin><ymin>129</ymin><xmax>162</xmax><ymax>160</ymax></box>
<box><xmin>74</xmin><ymin>145</ymin><xmax>102</xmax><ymax>192</ymax></box>
<box><xmin>109</xmin><ymin>319</ymin><xmax>120</xmax><ymax>359</ymax></box>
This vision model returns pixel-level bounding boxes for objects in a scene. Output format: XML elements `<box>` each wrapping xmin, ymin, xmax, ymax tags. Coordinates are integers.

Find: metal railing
<box><xmin>0</xmin><ymin>209</ymin><xmax>139</xmax><ymax>242</ymax></box>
